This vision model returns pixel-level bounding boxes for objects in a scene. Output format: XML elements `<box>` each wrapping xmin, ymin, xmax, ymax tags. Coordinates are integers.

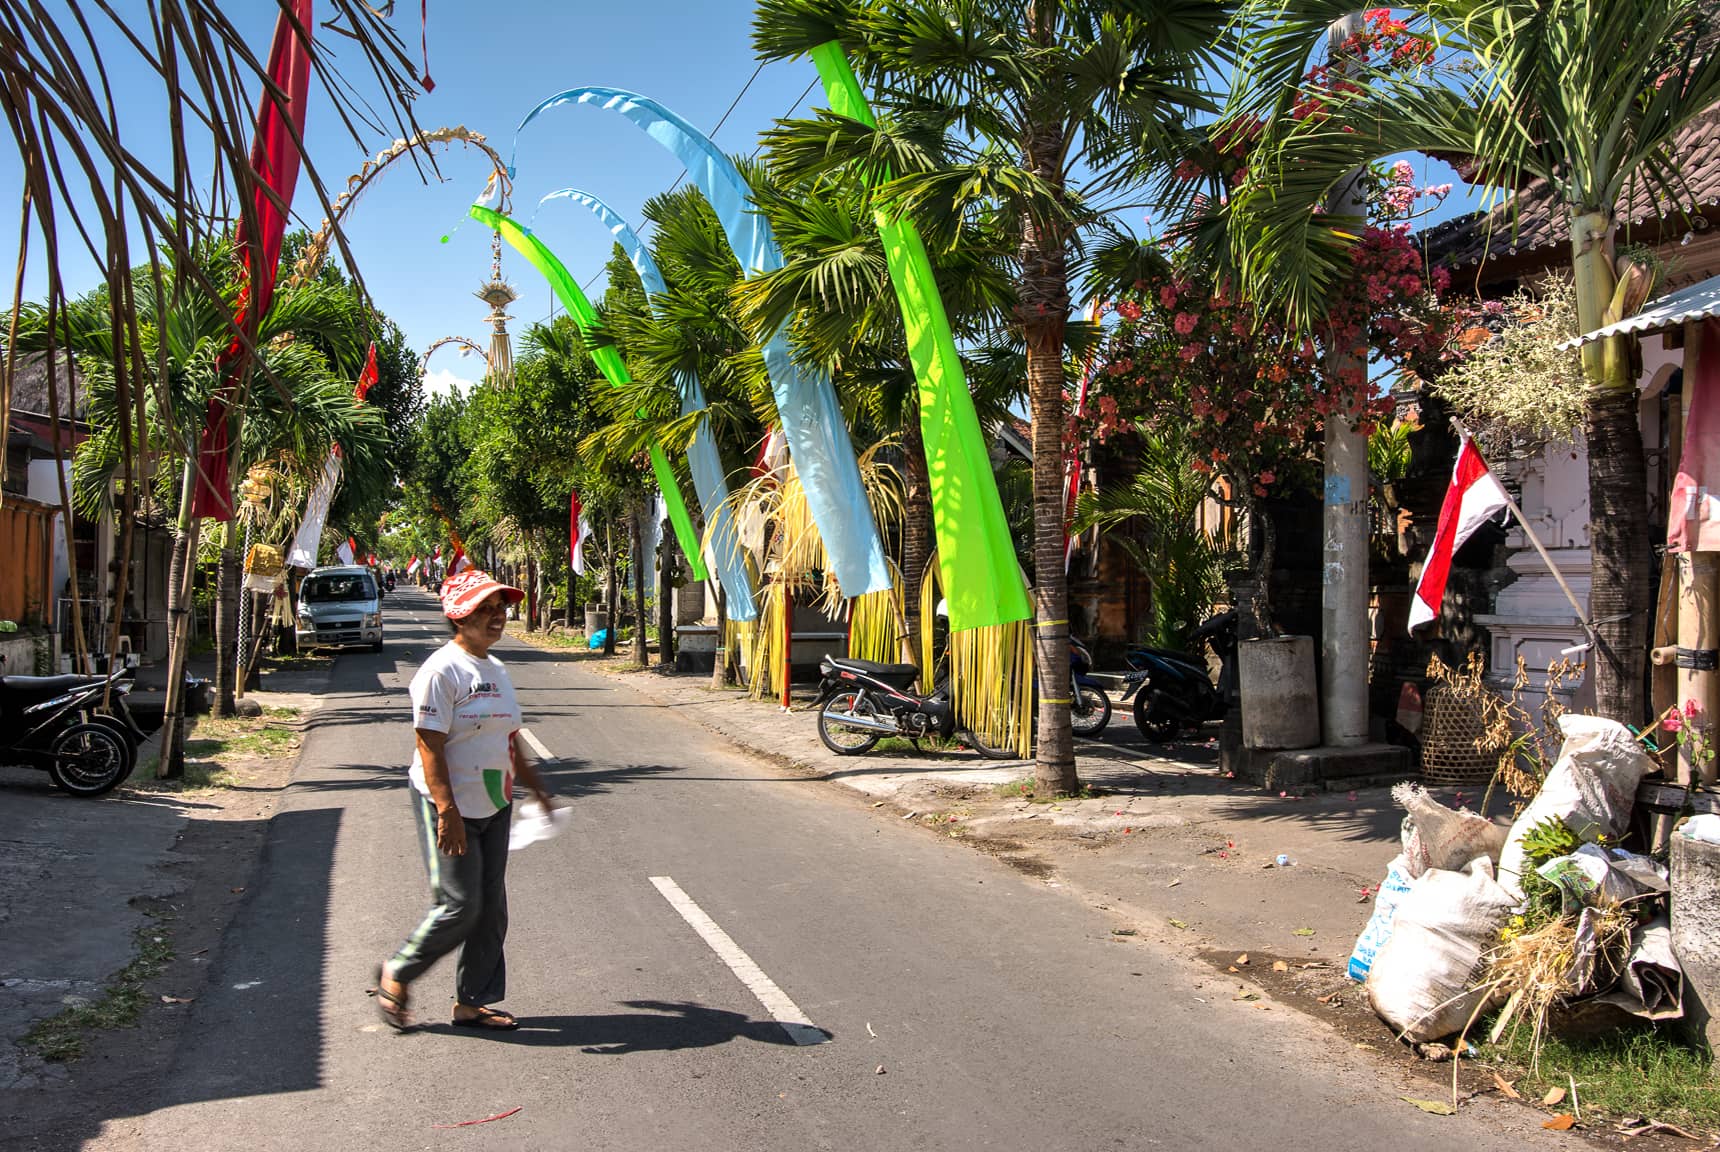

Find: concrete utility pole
<box><xmin>1319</xmin><ymin>11</ymin><xmax>1371</xmax><ymax>749</ymax></box>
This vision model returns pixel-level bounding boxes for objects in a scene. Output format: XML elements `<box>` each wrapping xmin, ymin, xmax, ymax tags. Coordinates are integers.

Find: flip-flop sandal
<box><xmin>452</xmin><ymin>1007</ymin><xmax>519</xmax><ymax>1031</ymax></box>
<box><xmin>373</xmin><ymin>964</ymin><xmax>412</xmax><ymax>1031</ymax></box>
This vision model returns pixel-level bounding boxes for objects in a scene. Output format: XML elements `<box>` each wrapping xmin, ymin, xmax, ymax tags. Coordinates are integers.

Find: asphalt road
<box><xmin>91</xmin><ymin>588</ymin><xmax>1551</xmax><ymax>1151</ymax></box>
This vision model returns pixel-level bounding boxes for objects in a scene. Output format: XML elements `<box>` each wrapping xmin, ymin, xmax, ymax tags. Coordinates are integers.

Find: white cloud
<box><xmin>422</xmin><ymin>367</ymin><xmax>481</xmax><ymax>398</ymax></box>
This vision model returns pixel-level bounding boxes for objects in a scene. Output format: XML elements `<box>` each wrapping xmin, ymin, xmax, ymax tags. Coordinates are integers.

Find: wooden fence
<box><xmin>0</xmin><ymin>496</ymin><xmax>55</xmax><ymax>626</ymax></box>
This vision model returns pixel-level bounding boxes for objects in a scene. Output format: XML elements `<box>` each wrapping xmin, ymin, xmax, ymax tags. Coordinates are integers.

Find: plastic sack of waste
<box><xmin>1679</xmin><ymin>813</ymin><xmax>1720</xmax><ymax>844</ymax></box>
<box><xmin>1348</xmin><ymin>854</ymin><xmax>1416</xmax><ymax>982</ymax></box>
<box><xmin>509</xmin><ymin>798</ymin><xmax>570</xmax><ymax>852</ymax></box>
<box><xmin>1595</xmin><ymin>916</ymin><xmax>1684</xmax><ymax>1020</ymax></box>
<box><xmin>1497</xmin><ymin>715</ymin><xmax>1654</xmax><ymax>897</ymax></box>
<box><xmin>1537</xmin><ymin>842</ymin><xmax>1651</xmax><ymax>912</ymax></box>
<box><xmin>1365</xmin><ymin>856</ymin><xmax>1520</xmax><ymax>1043</ymax></box>
<box><xmin>588</xmin><ymin>628</ymin><xmax>609</xmax><ymax>651</ymax></box>
<box><xmin>1395</xmin><ymin>782</ymin><xmax>1509</xmax><ymax>878</ymax></box>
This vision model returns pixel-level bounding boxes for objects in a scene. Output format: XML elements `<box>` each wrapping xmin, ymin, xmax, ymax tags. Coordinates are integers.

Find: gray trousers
<box><xmin>386</xmin><ymin>790</ymin><xmax>511</xmax><ymax>1006</ymax></box>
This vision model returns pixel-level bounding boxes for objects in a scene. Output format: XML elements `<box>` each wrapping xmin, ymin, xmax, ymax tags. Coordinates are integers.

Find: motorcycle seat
<box><xmin>825</xmin><ymin>656</ymin><xmax>921</xmax><ymax>688</ymax></box>
<box><xmin>1</xmin><ymin>674</ymin><xmax>103</xmax><ymax>692</ymax></box>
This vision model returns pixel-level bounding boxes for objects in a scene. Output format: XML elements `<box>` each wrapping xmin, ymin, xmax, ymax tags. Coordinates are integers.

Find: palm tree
<box><xmin>755</xmin><ymin>0</ymin><xmax>1235</xmax><ymax>792</ymax></box>
<box><xmin>1219</xmin><ymin>0</ymin><xmax>1720</xmax><ymax>724</ymax></box>
<box><xmin>12</xmin><ymin>254</ymin><xmax>384</xmax><ymax>730</ymax></box>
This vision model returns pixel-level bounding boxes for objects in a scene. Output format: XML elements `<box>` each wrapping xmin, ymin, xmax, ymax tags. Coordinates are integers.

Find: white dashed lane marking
<box><xmin>517</xmin><ymin>726</ymin><xmax>554</xmax><ymax>762</ymax></box>
<box><xmin>648</xmin><ymin>876</ymin><xmax>827</xmax><ymax>1046</ymax></box>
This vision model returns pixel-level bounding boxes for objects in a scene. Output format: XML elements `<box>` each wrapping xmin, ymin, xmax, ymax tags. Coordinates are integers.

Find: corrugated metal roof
<box><xmin>1560</xmin><ymin>272</ymin><xmax>1720</xmax><ymax>347</ymax></box>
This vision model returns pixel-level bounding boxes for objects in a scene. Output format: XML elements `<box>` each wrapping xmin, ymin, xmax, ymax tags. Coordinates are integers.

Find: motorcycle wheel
<box><xmin>958</xmin><ymin>726</ymin><xmax>1020</xmax><ymax>760</ymax></box>
<box><xmin>818</xmin><ymin>689</ymin><xmax>884</xmax><ymax>756</ymax></box>
<box><xmin>1071</xmin><ymin>685</ymin><xmax>1112</xmax><ymax>737</ymax></box>
<box><xmin>1131</xmin><ymin>690</ymin><xmax>1179</xmax><ymax>743</ymax></box>
<box><xmin>48</xmin><ymin>722</ymin><xmax>131</xmax><ymax>796</ymax></box>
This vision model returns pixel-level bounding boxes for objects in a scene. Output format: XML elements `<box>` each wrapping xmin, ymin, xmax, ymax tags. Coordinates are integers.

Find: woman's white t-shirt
<box><xmin>408</xmin><ymin>641</ymin><xmax>521</xmax><ymax>818</ymax></box>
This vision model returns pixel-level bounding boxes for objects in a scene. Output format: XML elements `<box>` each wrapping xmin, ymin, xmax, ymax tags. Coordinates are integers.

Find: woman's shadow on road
<box><xmin>419</xmin><ymin>999</ymin><xmax>829</xmax><ymax>1052</ymax></box>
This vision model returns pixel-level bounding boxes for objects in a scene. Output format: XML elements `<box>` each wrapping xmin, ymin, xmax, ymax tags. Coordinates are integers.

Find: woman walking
<box><xmin>375</xmin><ymin>568</ymin><xmax>553</xmax><ymax>1031</ymax></box>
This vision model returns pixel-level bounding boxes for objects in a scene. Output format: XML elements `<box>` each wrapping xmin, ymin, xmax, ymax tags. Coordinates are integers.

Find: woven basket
<box><xmin>1419</xmin><ymin>682</ymin><xmax>1497</xmax><ymax>786</ymax></box>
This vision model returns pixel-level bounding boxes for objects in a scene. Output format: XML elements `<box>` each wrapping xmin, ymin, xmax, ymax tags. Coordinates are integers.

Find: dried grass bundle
<box><xmin>1481</xmin><ymin>904</ymin><xmax>1635</xmax><ymax>1071</ymax></box>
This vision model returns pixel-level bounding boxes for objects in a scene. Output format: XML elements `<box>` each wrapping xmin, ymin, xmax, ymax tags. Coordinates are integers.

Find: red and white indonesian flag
<box><xmin>448</xmin><ymin>547</ymin><xmax>471</xmax><ymax>576</ymax></box>
<box><xmin>1670</xmin><ymin>319</ymin><xmax>1720</xmax><ymax>554</ymax></box>
<box><xmin>570</xmin><ymin>491</ymin><xmax>594</xmax><ymax>576</ymax></box>
<box><xmin>406</xmin><ymin>555</ymin><xmax>422</xmax><ymax>577</ymax></box>
<box><xmin>335</xmin><ymin>535</ymin><xmax>357</xmax><ymax>566</ymax></box>
<box><xmin>1410</xmin><ymin>433</ymin><xmax>1509</xmax><ymax>631</ymax></box>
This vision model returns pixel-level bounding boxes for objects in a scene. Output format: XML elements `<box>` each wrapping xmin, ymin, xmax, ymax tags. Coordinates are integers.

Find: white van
<box><xmin>295</xmin><ymin>566</ymin><xmax>384</xmax><ymax>652</ymax></box>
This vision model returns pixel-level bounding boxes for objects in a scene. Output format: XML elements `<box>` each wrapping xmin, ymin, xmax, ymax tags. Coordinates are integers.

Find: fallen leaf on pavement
<box><xmin>1234</xmin><ymin>953</ymin><xmax>1249</xmax><ymax>966</ymax></box>
<box><xmin>866</xmin><ymin>1022</ymin><xmax>876</xmax><ymax>1037</ymax></box>
<box><xmin>1227</xmin><ymin>966</ymin><xmax>1239</xmax><ymax>973</ymax></box>
<box><xmin>1543</xmin><ymin>1087</ymin><xmax>1566</xmax><ymax>1107</ymax></box>
<box><xmin>1233</xmin><ymin>992</ymin><xmax>1260</xmax><ymax>1002</ymax></box>
<box><xmin>872</xmin><ymin>801</ymin><xmax>884</xmax><ymax>807</ymax></box>
<box><xmin>433</xmin><ymin>1107</ymin><xmax>522</xmax><ymax>1130</ymax></box>
<box><xmin>1493</xmin><ymin>1074</ymin><xmax>1520</xmax><ymax>1100</ymax></box>
<box><xmin>1272</xmin><ymin>961</ymin><xmax>1289</xmax><ymax>973</ymax></box>
<box><xmin>1401</xmin><ymin>1098</ymin><xmax>1456</xmax><ymax>1116</ymax></box>
<box><xmin>874</xmin><ymin>1065</ymin><xmax>886</xmax><ymax>1075</ymax></box>
<box><xmin>1167</xmin><ymin>879</ymin><xmax>1182</xmax><ymax>888</ymax></box>
<box><xmin>1112</xmin><ymin>928</ymin><xmax>1137</xmax><ymax>937</ymax></box>
<box><xmin>160</xmin><ymin>995</ymin><xmax>194</xmax><ymax>1004</ymax></box>
<box><xmin>1292</xmin><ymin>928</ymin><xmax>1315</xmax><ymax>937</ymax></box>
<box><xmin>1543</xmin><ymin>1114</ymin><xmax>1575</xmax><ymax>1131</ymax></box>
<box><xmin>1168</xmin><ymin>919</ymin><xmax>1188</xmax><ymax>930</ymax></box>
<box><xmin>1355</xmin><ymin>1042</ymin><xmax>1377</xmax><ymax>1051</ymax></box>
<box><xmin>1316</xmin><ymin>991</ymin><xmax>1343</xmax><ymax>1005</ymax></box>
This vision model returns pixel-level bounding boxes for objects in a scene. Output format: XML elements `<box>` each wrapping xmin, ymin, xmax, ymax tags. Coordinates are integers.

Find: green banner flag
<box><xmin>808</xmin><ymin>43</ymin><xmax>1031</xmax><ymax>631</ymax></box>
<box><xmin>470</xmin><ymin>204</ymin><xmax>708</xmax><ymax>582</ymax></box>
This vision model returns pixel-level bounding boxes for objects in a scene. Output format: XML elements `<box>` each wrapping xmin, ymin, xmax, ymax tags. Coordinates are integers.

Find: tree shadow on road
<box><xmin>418</xmin><ymin>999</ymin><xmax>828</xmax><ymax>1052</ymax></box>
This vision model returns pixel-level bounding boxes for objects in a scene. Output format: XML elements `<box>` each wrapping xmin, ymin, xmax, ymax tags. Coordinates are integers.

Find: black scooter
<box><xmin>814</xmin><ymin>655</ymin><xmax>1017</xmax><ymax>759</ymax></box>
<box><xmin>0</xmin><ymin>667</ymin><xmax>142</xmax><ymax>795</ymax></box>
<box><xmin>1122</xmin><ymin>611</ymin><xmax>1239</xmax><ymax>742</ymax></box>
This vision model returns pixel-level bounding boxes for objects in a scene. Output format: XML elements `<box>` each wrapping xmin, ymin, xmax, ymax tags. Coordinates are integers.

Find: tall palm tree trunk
<box><xmin>213</xmin><ymin>517</ymin><xmax>240</xmax><ymax>717</ymax></box>
<box><xmin>1019</xmin><ymin>115</ymin><xmax>1078</xmax><ymax>795</ymax></box>
<box><xmin>603</xmin><ymin>521</ymin><xmax>618</xmax><ymax>657</ymax></box>
<box><xmin>632</xmin><ymin>503</ymin><xmax>649</xmax><ymax>666</ymax></box>
<box><xmin>1570</xmin><ymin>208</ymin><xmax>1650</xmax><ymax>724</ymax></box>
<box><xmin>158</xmin><ymin>456</ymin><xmax>200</xmax><ymax>778</ymax></box>
<box><xmin>657</xmin><ymin>512</ymin><xmax>676</xmax><ymax>668</ymax></box>
<box><xmin>711</xmin><ymin>582</ymin><xmax>730</xmax><ymax>689</ymax></box>
<box><xmin>900</xmin><ymin>412</ymin><xmax>934</xmax><ymax>662</ymax></box>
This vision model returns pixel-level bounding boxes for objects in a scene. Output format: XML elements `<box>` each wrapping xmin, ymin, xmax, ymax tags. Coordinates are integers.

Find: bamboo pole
<box><xmin>1676</xmin><ymin>320</ymin><xmax>1718</xmax><ymax>787</ymax></box>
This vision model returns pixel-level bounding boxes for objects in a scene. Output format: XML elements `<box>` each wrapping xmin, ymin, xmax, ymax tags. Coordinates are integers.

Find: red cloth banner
<box><xmin>1669</xmin><ymin>319</ymin><xmax>1720</xmax><ymax>553</ymax></box>
<box><xmin>191</xmin><ymin>0</ymin><xmax>315</xmax><ymax>520</ymax></box>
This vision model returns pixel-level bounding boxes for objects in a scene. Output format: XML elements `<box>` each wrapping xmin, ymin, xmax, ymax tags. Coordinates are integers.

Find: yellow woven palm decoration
<box><xmin>712</xmin><ymin>441</ymin><xmax>906</xmax><ymax>700</ymax></box>
<box><xmin>847</xmin><ymin>560</ymin><xmax>906</xmax><ymax>666</ymax></box>
<box><xmin>918</xmin><ymin>550</ymin><xmax>1034</xmax><ymax>758</ymax></box>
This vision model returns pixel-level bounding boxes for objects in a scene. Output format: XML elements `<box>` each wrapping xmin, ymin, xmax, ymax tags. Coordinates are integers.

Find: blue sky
<box><xmin>2</xmin><ymin>2</ymin><xmax>1485</xmax><ymax>396</ymax></box>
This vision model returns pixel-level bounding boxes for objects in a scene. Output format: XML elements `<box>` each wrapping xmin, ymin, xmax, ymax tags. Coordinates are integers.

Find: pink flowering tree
<box><xmin>1086</xmin><ymin>160</ymin><xmax>1470</xmax><ymax>632</ymax></box>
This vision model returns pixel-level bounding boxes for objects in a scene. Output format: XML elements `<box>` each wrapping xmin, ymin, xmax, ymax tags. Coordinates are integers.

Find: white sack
<box><xmin>1396</xmin><ymin>782</ymin><xmax>1510</xmax><ymax>878</ymax></box>
<box><xmin>1497</xmin><ymin>715</ymin><xmax>1653</xmax><ymax>897</ymax></box>
<box><xmin>1366</xmin><ymin>856</ymin><xmax>1519</xmax><ymax>1043</ymax></box>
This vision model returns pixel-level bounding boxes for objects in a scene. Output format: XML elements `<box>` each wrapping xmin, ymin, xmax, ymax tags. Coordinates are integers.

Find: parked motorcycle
<box><xmin>814</xmin><ymin>655</ymin><xmax>1017</xmax><ymax>759</ymax></box>
<box><xmin>1123</xmin><ymin>611</ymin><xmax>1239</xmax><ymax>742</ymax></box>
<box><xmin>1068</xmin><ymin>636</ymin><xmax>1112</xmax><ymax>737</ymax></box>
<box><xmin>0</xmin><ymin>668</ymin><xmax>143</xmax><ymax>795</ymax></box>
